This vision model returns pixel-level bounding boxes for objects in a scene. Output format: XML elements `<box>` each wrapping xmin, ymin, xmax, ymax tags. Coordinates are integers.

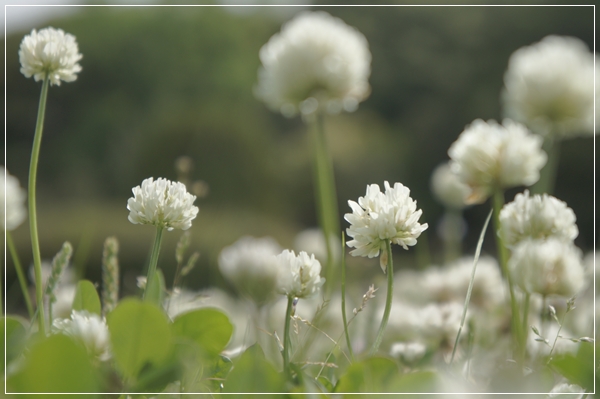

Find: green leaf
<box><xmin>2</xmin><ymin>316</ymin><xmax>27</xmax><ymax>373</ymax></box>
<box><xmin>388</xmin><ymin>370</ymin><xmax>441</xmax><ymax>393</ymax></box>
<box><xmin>335</xmin><ymin>357</ymin><xmax>398</xmax><ymax>393</ymax></box>
<box><xmin>172</xmin><ymin>308</ymin><xmax>233</xmax><ymax>357</ymax></box>
<box><xmin>72</xmin><ymin>280</ymin><xmax>102</xmax><ymax>315</ymax></box>
<box><xmin>7</xmin><ymin>334</ymin><xmax>99</xmax><ymax>396</ymax></box>
<box><xmin>550</xmin><ymin>342</ymin><xmax>594</xmax><ymax>391</ymax></box>
<box><xmin>145</xmin><ymin>269</ymin><xmax>165</xmax><ymax>305</ymax></box>
<box><xmin>107</xmin><ymin>298</ymin><xmax>172</xmax><ymax>379</ymax></box>
<box><xmin>223</xmin><ymin>344</ymin><xmax>285</xmax><ymax>394</ymax></box>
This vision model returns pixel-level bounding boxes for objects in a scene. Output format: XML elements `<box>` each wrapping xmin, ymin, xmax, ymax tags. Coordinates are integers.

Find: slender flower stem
<box><xmin>283</xmin><ymin>295</ymin><xmax>294</xmax><ymax>377</ymax></box>
<box><xmin>340</xmin><ymin>232</ymin><xmax>355</xmax><ymax>361</ymax></box>
<box><xmin>309</xmin><ymin>112</ymin><xmax>340</xmax><ymax>297</ymax></box>
<box><xmin>28</xmin><ymin>76</ymin><xmax>50</xmax><ymax>335</ymax></box>
<box><xmin>6</xmin><ymin>231</ymin><xmax>34</xmax><ymax>318</ymax></box>
<box><xmin>492</xmin><ymin>189</ymin><xmax>522</xmax><ymax>356</ymax></box>
<box><xmin>370</xmin><ymin>239</ymin><xmax>394</xmax><ymax>355</ymax></box>
<box><xmin>531</xmin><ymin>137</ymin><xmax>560</xmax><ymax>195</ymax></box>
<box><xmin>143</xmin><ymin>226</ymin><xmax>164</xmax><ymax>301</ymax></box>
<box><xmin>450</xmin><ymin>209</ymin><xmax>492</xmax><ymax>364</ymax></box>
<box><xmin>519</xmin><ymin>292</ymin><xmax>531</xmax><ymax>363</ymax></box>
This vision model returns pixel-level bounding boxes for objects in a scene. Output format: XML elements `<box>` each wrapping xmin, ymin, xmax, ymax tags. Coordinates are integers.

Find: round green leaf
<box><xmin>335</xmin><ymin>357</ymin><xmax>399</xmax><ymax>393</ymax></box>
<box><xmin>107</xmin><ymin>298</ymin><xmax>172</xmax><ymax>379</ymax></box>
<box><xmin>172</xmin><ymin>308</ymin><xmax>233</xmax><ymax>357</ymax></box>
<box><xmin>223</xmin><ymin>344</ymin><xmax>284</xmax><ymax>393</ymax></box>
<box><xmin>8</xmin><ymin>334</ymin><xmax>99</xmax><ymax>395</ymax></box>
<box><xmin>2</xmin><ymin>316</ymin><xmax>27</xmax><ymax>373</ymax></box>
<box><xmin>72</xmin><ymin>280</ymin><xmax>102</xmax><ymax>315</ymax></box>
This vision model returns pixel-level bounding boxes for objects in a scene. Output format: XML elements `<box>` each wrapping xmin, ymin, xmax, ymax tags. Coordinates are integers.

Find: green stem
<box><xmin>492</xmin><ymin>189</ymin><xmax>522</xmax><ymax>357</ymax></box>
<box><xmin>6</xmin><ymin>231</ymin><xmax>34</xmax><ymax>318</ymax></box>
<box><xmin>28</xmin><ymin>77</ymin><xmax>50</xmax><ymax>335</ymax></box>
<box><xmin>531</xmin><ymin>138</ymin><xmax>560</xmax><ymax>195</ymax></box>
<box><xmin>520</xmin><ymin>292</ymin><xmax>531</xmax><ymax>363</ymax></box>
<box><xmin>143</xmin><ymin>226</ymin><xmax>164</xmax><ymax>301</ymax></box>
<box><xmin>283</xmin><ymin>295</ymin><xmax>294</xmax><ymax>376</ymax></box>
<box><xmin>341</xmin><ymin>232</ymin><xmax>355</xmax><ymax>361</ymax></box>
<box><xmin>309</xmin><ymin>113</ymin><xmax>340</xmax><ymax>297</ymax></box>
<box><xmin>450</xmin><ymin>209</ymin><xmax>492</xmax><ymax>364</ymax></box>
<box><xmin>370</xmin><ymin>239</ymin><xmax>394</xmax><ymax>355</ymax></box>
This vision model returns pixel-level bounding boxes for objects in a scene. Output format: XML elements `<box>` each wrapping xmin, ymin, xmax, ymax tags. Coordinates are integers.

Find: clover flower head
<box><xmin>509</xmin><ymin>238</ymin><xmax>584</xmax><ymax>297</ymax></box>
<box><xmin>430</xmin><ymin>162</ymin><xmax>470</xmax><ymax>210</ymax></box>
<box><xmin>390</xmin><ymin>341</ymin><xmax>427</xmax><ymax>365</ymax></box>
<box><xmin>448</xmin><ymin>119</ymin><xmax>547</xmax><ymax>204</ymax></box>
<box><xmin>19</xmin><ymin>27</ymin><xmax>82</xmax><ymax>86</ymax></box>
<box><xmin>256</xmin><ymin>11</ymin><xmax>371</xmax><ymax>117</ymax></box>
<box><xmin>218</xmin><ymin>236</ymin><xmax>282</xmax><ymax>305</ymax></box>
<box><xmin>1</xmin><ymin>167</ymin><xmax>27</xmax><ymax>231</ymax></box>
<box><xmin>499</xmin><ymin>190</ymin><xmax>578</xmax><ymax>249</ymax></box>
<box><xmin>53</xmin><ymin>310</ymin><xmax>111</xmax><ymax>360</ymax></box>
<box><xmin>127</xmin><ymin>177</ymin><xmax>199</xmax><ymax>231</ymax></box>
<box><xmin>276</xmin><ymin>249</ymin><xmax>325</xmax><ymax>299</ymax></box>
<box><xmin>502</xmin><ymin>35</ymin><xmax>595</xmax><ymax>139</ymax></box>
<box><xmin>345</xmin><ymin>181</ymin><xmax>428</xmax><ymax>272</ymax></box>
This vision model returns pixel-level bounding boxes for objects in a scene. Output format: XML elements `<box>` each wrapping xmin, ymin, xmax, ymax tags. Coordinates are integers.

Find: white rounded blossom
<box><xmin>390</xmin><ymin>341</ymin><xmax>427</xmax><ymax>365</ymax></box>
<box><xmin>430</xmin><ymin>162</ymin><xmax>470</xmax><ymax>210</ymax></box>
<box><xmin>127</xmin><ymin>177</ymin><xmax>199</xmax><ymax>231</ymax></box>
<box><xmin>547</xmin><ymin>382</ymin><xmax>585</xmax><ymax>398</ymax></box>
<box><xmin>1</xmin><ymin>167</ymin><xmax>27</xmax><ymax>231</ymax></box>
<box><xmin>256</xmin><ymin>11</ymin><xmax>371</xmax><ymax>117</ymax></box>
<box><xmin>448</xmin><ymin>119</ymin><xmax>547</xmax><ymax>204</ymax></box>
<box><xmin>345</xmin><ymin>181</ymin><xmax>428</xmax><ymax>272</ymax></box>
<box><xmin>19</xmin><ymin>27</ymin><xmax>82</xmax><ymax>86</ymax></box>
<box><xmin>53</xmin><ymin>310</ymin><xmax>111</xmax><ymax>360</ymax></box>
<box><xmin>276</xmin><ymin>249</ymin><xmax>325</xmax><ymax>299</ymax></box>
<box><xmin>509</xmin><ymin>238</ymin><xmax>584</xmax><ymax>297</ymax></box>
<box><xmin>218</xmin><ymin>236</ymin><xmax>282</xmax><ymax>305</ymax></box>
<box><xmin>502</xmin><ymin>35</ymin><xmax>595</xmax><ymax>139</ymax></box>
<box><xmin>499</xmin><ymin>190</ymin><xmax>578</xmax><ymax>249</ymax></box>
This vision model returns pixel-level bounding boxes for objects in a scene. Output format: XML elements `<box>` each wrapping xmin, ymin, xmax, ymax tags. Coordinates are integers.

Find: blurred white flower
<box><xmin>430</xmin><ymin>162</ymin><xmax>470</xmax><ymax>210</ymax></box>
<box><xmin>390</xmin><ymin>341</ymin><xmax>427</xmax><ymax>365</ymax></box>
<box><xmin>53</xmin><ymin>310</ymin><xmax>111</xmax><ymax>360</ymax></box>
<box><xmin>256</xmin><ymin>11</ymin><xmax>371</xmax><ymax>117</ymax></box>
<box><xmin>19</xmin><ymin>27</ymin><xmax>82</xmax><ymax>86</ymax></box>
<box><xmin>448</xmin><ymin>119</ymin><xmax>547</xmax><ymax>203</ymax></box>
<box><xmin>345</xmin><ymin>181</ymin><xmax>428</xmax><ymax>272</ymax></box>
<box><xmin>502</xmin><ymin>35</ymin><xmax>595</xmax><ymax>139</ymax></box>
<box><xmin>509</xmin><ymin>238</ymin><xmax>584</xmax><ymax>297</ymax></box>
<box><xmin>218</xmin><ymin>236</ymin><xmax>282</xmax><ymax>305</ymax></box>
<box><xmin>276</xmin><ymin>249</ymin><xmax>325</xmax><ymax>299</ymax></box>
<box><xmin>1</xmin><ymin>167</ymin><xmax>27</xmax><ymax>231</ymax></box>
<box><xmin>547</xmin><ymin>382</ymin><xmax>585</xmax><ymax>398</ymax></box>
<box><xmin>294</xmin><ymin>228</ymin><xmax>341</xmax><ymax>265</ymax></box>
<box><xmin>499</xmin><ymin>190</ymin><xmax>578</xmax><ymax>249</ymax></box>
<box><xmin>421</xmin><ymin>256</ymin><xmax>505</xmax><ymax>310</ymax></box>
<box><xmin>127</xmin><ymin>177</ymin><xmax>199</xmax><ymax>231</ymax></box>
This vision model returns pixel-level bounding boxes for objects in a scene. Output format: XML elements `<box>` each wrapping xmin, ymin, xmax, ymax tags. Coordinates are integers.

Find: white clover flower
<box><xmin>421</xmin><ymin>256</ymin><xmax>504</xmax><ymax>310</ymax></box>
<box><xmin>390</xmin><ymin>341</ymin><xmax>427</xmax><ymax>365</ymax></box>
<box><xmin>127</xmin><ymin>177</ymin><xmax>199</xmax><ymax>231</ymax></box>
<box><xmin>345</xmin><ymin>181</ymin><xmax>428</xmax><ymax>272</ymax></box>
<box><xmin>256</xmin><ymin>11</ymin><xmax>371</xmax><ymax>117</ymax></box>
<box><xmin>276</xmin><ymin>249</ymin><xmax>325</xmax><ymax>299</ymax></box>
<box><xmin>509</xmin><ymin>238</ymin><xmax>584</xmax><ymax>297</ymax></box>
<box><xmin>53</xmin><ymin>310</ymin><xmax>111</xmax><ymax>360</ymax></box>
<box><xmin>547</xmin><ymin>382</ymin><xmax>585</xmax><ymax>398</ymax></box>
<box><xmin>218</xmin><ymin>236</ymin><xmax>282</xmax><ymax>305</ymax></box>
<box><xmin>19</xmin><ymin>27</ymin><xmax>82</xmax><ymax>86</ymax></box>
<box><xmin>448</xmin><ymin>119</ymin><xmax>547</xmax><ymax>203</ymax></box>
<box><xmin>430</xmin><ymin>162</ymin><xmax>470</xmax><ymax>210</ymax></box>
<box><xmin>1</xmin><ymin>167</ymin><xmax>27</xmax><ymax>231</ymax></box>
<box><xmin>499</xmin><ymin>190</ymin><xmax>578</xmax><ymax>249</ymax></box>
<box><xmin>502</xmin><ymin>35</ymin><xmax>595</xmax><ymax>139</ymax></box>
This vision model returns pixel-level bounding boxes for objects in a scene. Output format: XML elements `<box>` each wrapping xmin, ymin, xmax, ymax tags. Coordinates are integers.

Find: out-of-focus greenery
<box><xmin>4</xmin><ymin>6</ymin><xmax>594</xmax><ymax>308</ymax></box>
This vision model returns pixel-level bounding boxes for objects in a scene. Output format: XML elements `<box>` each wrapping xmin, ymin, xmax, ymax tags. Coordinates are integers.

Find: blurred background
<box><xmin>4</xmin><ymin>3</ymin><xmax>595</xmax><ymax>313</ymax></box>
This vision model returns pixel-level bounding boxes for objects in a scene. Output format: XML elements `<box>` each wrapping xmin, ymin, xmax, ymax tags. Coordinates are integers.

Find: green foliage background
<box><xmin>4</xmin><ymin>5</ymin><xmax>595</xmax><ymax>310</ymax></box>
